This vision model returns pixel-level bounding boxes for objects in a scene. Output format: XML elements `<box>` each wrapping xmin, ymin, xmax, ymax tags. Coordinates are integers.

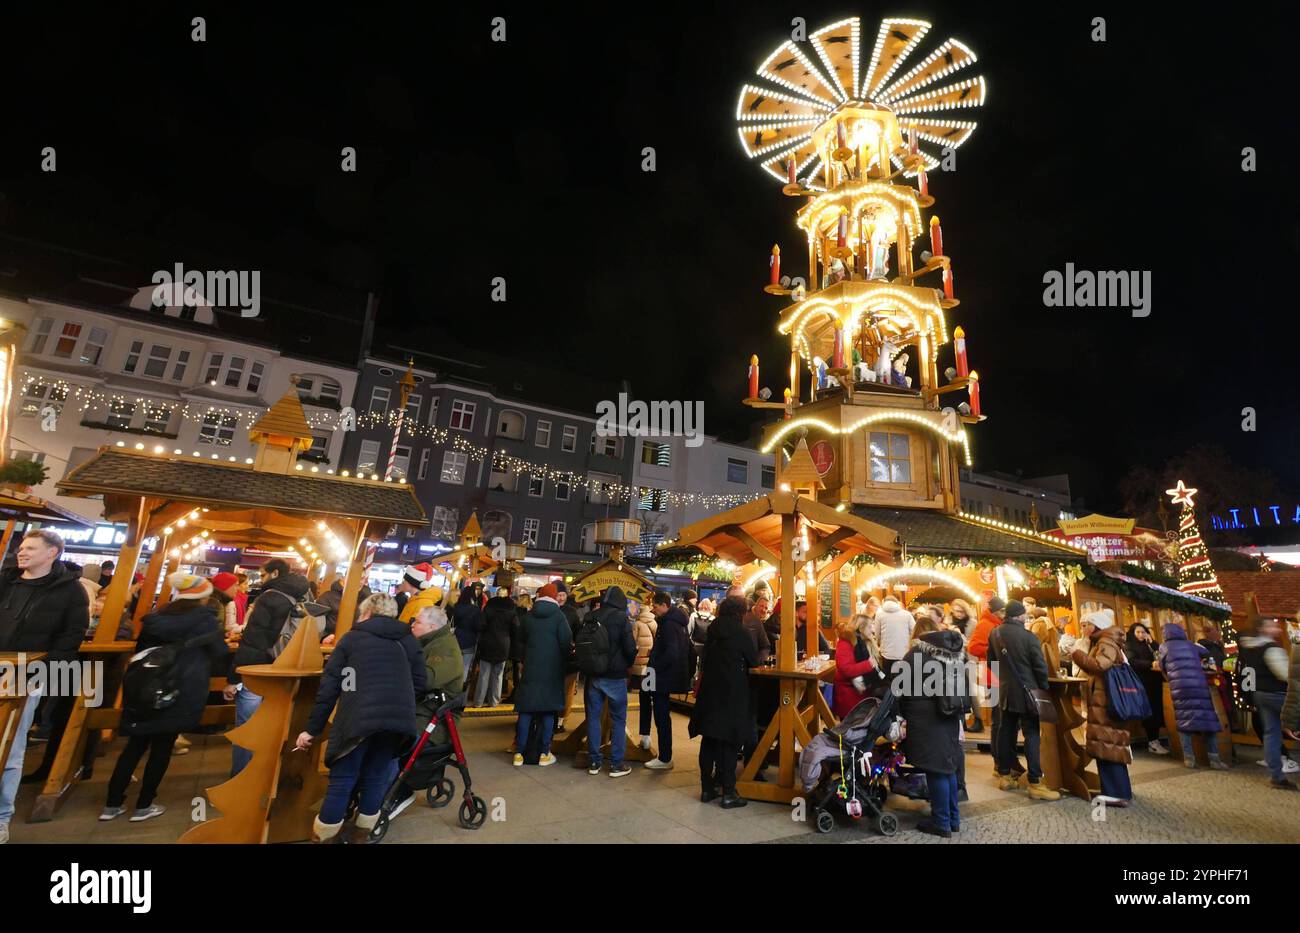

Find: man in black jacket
<box><xmin>474</xmin><ymin>588</ymin><xmax>515</xmax><ymax>707</ymax></box>
<box><xmin>581</xmin><ymin>586</ymin><xmax>637</xmax><ymax>777</ymax></box>
<box><xmin>0</xmin><ymin>530</ymin><xmax>89</xmax><ymax>843</ymax></box>
<box><xmin>644</xmin><ymin>591</ymin><xmax>691</xmax><ymax>771</ymax></box>
<box><xmin>221</xmin><ymin>558</ymin><xmax>310</xmax><ymax>776</ymax></box>
<box><xmin>987</xmin><ymin>600</ymin><xmax>1060</xmax><ymax>800</ymax></box>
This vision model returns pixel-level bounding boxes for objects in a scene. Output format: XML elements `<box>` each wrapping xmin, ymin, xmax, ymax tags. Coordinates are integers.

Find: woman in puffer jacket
<box><xmin>1070</xmin><ymin>609</ymin><xmax>1133</xmax><ymax>807</ymax></box>
<box><xmin>631</xmin><ymin>601</ymin><xmax>658</xmax><ymax>750</ymax></box>
<box><xmin>1157</xmin><ymin>620</ymin><xmax>1228</xmax><ymax>769</ymax></box>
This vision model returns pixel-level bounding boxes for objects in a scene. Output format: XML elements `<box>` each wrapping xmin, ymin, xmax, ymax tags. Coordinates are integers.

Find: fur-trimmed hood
<box><xmin>915</xmin><ymin>629</ymin><xmax>966</xmax><ymax>662</ymax></box>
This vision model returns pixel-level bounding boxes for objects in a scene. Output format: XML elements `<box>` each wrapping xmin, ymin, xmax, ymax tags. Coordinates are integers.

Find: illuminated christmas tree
<box><xmin>1167</xmin><ymin>479</ymin><xmax>1226</xmax><ymax>605</ymax></box>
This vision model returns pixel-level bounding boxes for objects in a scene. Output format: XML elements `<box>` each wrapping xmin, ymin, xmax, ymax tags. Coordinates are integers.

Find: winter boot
<box><xmin>1027</xmin><ymin>781</ymin><xmax>1061</xmax><ymax>801</ymax></box>
<box><xmin>312</xmin><ymin>816</ymin><xmax>344</xmax><ymax>844</ymax></box>
<box><xmin>348</xmin><ymin>811</ymin><xmax>380</xmax><ymax>844</ymax></box>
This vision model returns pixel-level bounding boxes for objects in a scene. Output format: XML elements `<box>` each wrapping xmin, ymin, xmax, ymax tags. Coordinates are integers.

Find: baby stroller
<box><xmin>800</xmin><ymin>691</ymin><xmax>910</xmax><ymax>836</ymax></box>
<box><xmin>367</xmin><ymin>690</ymin><xmax>487</xmax><ymax>841</ymax></box>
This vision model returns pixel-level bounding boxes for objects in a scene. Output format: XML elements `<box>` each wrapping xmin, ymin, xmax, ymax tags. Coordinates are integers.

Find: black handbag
<box><xmin>998</xmin><ymin>645</ymin><xmax>1058</xmax><ymax>724</ymax></box>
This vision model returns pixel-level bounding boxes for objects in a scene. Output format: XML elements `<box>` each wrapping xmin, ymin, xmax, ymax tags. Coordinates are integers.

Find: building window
<box><xmin>390</xmin><ymin>445</ymin><xmax>411</xmax><ymax>480</ymax></box>
<box><xmin>528</xmin><ymin>474</ymin><xmax>545</xmax><ymax>497</ymax></box>
<box><xmin>561</xmin><ymin>425</ymin><xmax>577</xmax><ymax>452</ymax></box>
<box><xmin>450</xmin><ymin>400</ymin><xmax>476</xmax><ymax>432</ymax></box>
<box><xmin>11</xmin><ymin>450</ymin><xmax>46</xmax><ymax>465</ymax></box>
<box><xmin>80</xmin><ymin>327</ymin><xmax>108</xmax><ymax>365</ymax></box>
<box><xmin>761</xmin><ymin>464</ymin><xmax>776</xmax><ymax>489</ymax></box>
<box><xmin>587</xmin><ymin>472</ymin><xmax>620</xmax><ymax>505</ymax></box>
<box><xmin>868</xmin><ymin>432</ymin><xmax>911</xmax><ymax>484</ymax></box>
<box><xmin>638</xmin><ymin>487</ymin><xmax>668</xmax><ymax>512</ymax></box>
<box><xmin>142</xmin><ymin>404</ymin><xmax>171</xmax><ymax>435</ymax></box>
<box><xmin>53</xmin><ymin>322</ymin><xmax>82</xmax><ymax>358</ymax></box>
<box><xmin>440</xmin><ymin>450</ymin><xmax>468</xmax><ymax>484</ymax></box>
<box><xmin>590</xmin><ymin>432</ymin><xmax>619</xmax><ymax>457</ymax></box>
<box><xmin>726</xmin><ymin>458</ymin><xmax>748</xmax><ymax>484</ymax></box>
<box><xmin>579</xmin><ymin>524</ymin><xmax>595</xmax><ymax>554</ymax></box>
<box><xmin>369</xmin><ymin>387</ymin><xmax>390</xmax><ymax>414</ymax></box>
<box><xmin>106</xmin><ymin>400</ymin><xmax>136</xmax><ymax>430</ymax></box>
<box><xmin>641</xmin><ymin>441</ymin><xmax>671</xmax><ymax>466</ymax></box>
<box><xmin>432</xmin><ymin>506</ymin><xmax>460</xmax><ymax>538</ymax></box>
<box><xmin>172</xmin><ymin>350</ymin><xmax>190</xmax><ymax>382</ymax></box>
<box><xmin>28</xmin><ymin>318</ymin><xmax>53</xmax><ymax>355</ymax></box>
<box><xmin>535</xmin><ymin>420</ymin><xmax>552</xmax><ymax>448</ymax></box>
<box><xmin>198</xmin><ymin>413</ymin><xmax>237</xmax><ymax>446</ymax></box>
<box><xmin>549</xmin><ymin>521</ymin><xmax>566</xmax><ymax>551</ymax></box>
<box><xmin>356</xmin><ymin>439</ymin><xmax>381</xmax><ymax>476</ymax></box>
<box><xmin>143</xmin><ymin>345</ymin><xmax>171</xmax><ymax>379</ymax></box>
<box><xmin>405</xmin><ymin>393</ymin><xmax>421</xmax><ymax>424</ymax></box>
<box><xmin>429</xmin><ymin>397</ymin><xmax>439</xmax><ymax>425</ymax></box>
<box><xmin>297</xmin><ymin>375</ymin><xmax>342</xmax><ymax>404</ymax></box>
<box><xmin>555</xmin><ymin>480</ymin><xmax>570</xmax><ymax>501</ymax></box>
<box><xmin>205</xmin><ymin>353</ymin><xmax>223</xmax><ymax>384</ymax></box>
<box><xmin>224</xmin><ymin>357</ymin><xmax>246</xmax><ymax>388</ymax></box>
<box><xmin>20</xmin><ymin>383</ymin><xmax>67</xmax><ymax>417</ymax></box>
<box><xmin>522</xmin><ymin>518</ymin><xmax>540</xmax><ymax>547</ymax></box>
<box><xmin>417</xmin><ymin>448</ymin><xmax>430</xmax><ymax>480</ymax></box>
<box><xmin>305</xmin><ymin>434</ymin><xmax>330</xmax><ymax>460</ymax></box>
<box><xmin>123</xmin><ymin>340</ymin><xmax>143</xmax><ymax>374</ymax></box>
<box><xmin>247</xmin><ymin>361</ymin><xmax>265</xmax><ymax>394</ymax></box>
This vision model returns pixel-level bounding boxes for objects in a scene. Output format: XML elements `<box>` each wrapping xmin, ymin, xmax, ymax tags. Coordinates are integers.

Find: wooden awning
<box><xmin>0</xmin><ymin>489</ymin><xmax>93</xmax><ymax>526</ymax></box>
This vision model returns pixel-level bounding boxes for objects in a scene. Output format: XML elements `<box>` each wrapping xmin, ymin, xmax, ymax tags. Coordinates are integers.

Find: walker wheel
<box><xmin>426</xmin><ymin>779</ymin><xmax>455</xmax><ymax>809</ymax></box>
<box><xmin>368</xmin><ymin>813</ymin><xmax>390</xmax><ymax>843</ymax></box>
<box><xmin>458</xmin><ymin>795</ymin><xmax>488</xmax><ymax>829</ymax></box>
<box><xmin>877</xmin><ymin>812</ymin><xmax>899</xmax><ymax>836</ymax></box>
<box><xmin>815</xmin><ymin>810</ymin><xmax>835</xmax><ymax>834</ymax></box>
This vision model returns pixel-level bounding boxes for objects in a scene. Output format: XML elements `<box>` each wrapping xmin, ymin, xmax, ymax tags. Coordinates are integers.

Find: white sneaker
<box><xmin>1256</xmin><ymin>759</ymin><xmax>1270</xmax><ymax>767</ymax></box>
<box><xmin>99</xmin><ymin>806</ymin><xmax>127</xmax><ymax>822</ymax></box>
<box><xmin>387</xmin><ymin>795</ymin><xmax>415</xmax><ymax>820</ymax></box>
<box><xmin>644</xmin><ymin>758</ymin><xmax>674</xmax><ymax>771</ymax></box>
<box><xmin>638</xmin><ymin>735</ymin><xmax>652</xmax><ymax>750</ymax></box>
<box><xmin>538</xmin><ymin>753</ymin><xmax>557</xmax><ymax>767</ymax></box>
<box><xmin>129</xmin><ymin>804</ymin><xmax>166</xmax><ymax>823</ymax></box>
<box><xmin>1284</xmin><ymin>758</ymin><xmax>1300</xmax><ymax>775</ymax></box>
<box><xmin>1147</xmin><ymin>741</ymin><xmax>1169</xmax><ymax>756</ymax></box>
<box><xmin>512</xmin><ymin>753</ymin><xmax>524</xmax><ymax>767</ymax></box>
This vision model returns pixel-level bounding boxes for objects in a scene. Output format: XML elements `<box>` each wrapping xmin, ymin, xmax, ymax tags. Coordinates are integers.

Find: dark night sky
<box><xmin>2</xmin><ymin>2</ymin><xmax>1298</xmax><ymax>511</ymax></box>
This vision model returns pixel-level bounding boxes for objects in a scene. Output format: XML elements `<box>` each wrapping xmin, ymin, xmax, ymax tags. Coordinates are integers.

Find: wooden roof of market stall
<box><xmin>852</xmin><ymin>505</ymin><xmax>1087</xmax><ymax>562</ymax></box>
<box><xmin>0</xmin><ymin>488</ymin><xmax>93</xmax><ymax>525</ymax></box>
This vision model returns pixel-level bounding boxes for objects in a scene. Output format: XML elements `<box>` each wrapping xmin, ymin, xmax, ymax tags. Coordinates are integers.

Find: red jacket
<box><xmin>968</xmin><ymin>609</ymin><xmax>1001</xmax><ymax>687</ymax></box>
<box><xmin>832</xmin><ymin>637</ymin><xmax>877</xmax><ymax>719</ymax></box>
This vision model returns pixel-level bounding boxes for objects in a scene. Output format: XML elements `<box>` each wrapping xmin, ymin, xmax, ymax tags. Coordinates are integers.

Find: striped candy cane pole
<box><xmin>383</xmin><ymin>408</ymin><xmax>406</xmax><ymax>481</ymax></box>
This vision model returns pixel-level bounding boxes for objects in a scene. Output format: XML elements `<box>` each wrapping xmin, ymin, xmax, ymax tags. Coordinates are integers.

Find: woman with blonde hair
<box><xmin>948</xmin><ymin>599</ymin><xmax>975</xmax><ymax>640</ymax></box>
<box><xmin>831</xmin><ymin>619</ymin><xmax>881</xmax><ymax>718</ymax></box>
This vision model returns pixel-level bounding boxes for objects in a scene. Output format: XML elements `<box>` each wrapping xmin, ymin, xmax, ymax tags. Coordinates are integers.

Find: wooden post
<box><xmin>333</xmin><ymin>519</ymin><xmax>369</xmax><ymax>641</ymax></box>
<box><xmin>132</xmin><ymin>537</ymin><xmax>169</xmax><ymax>633</ymax></box>
<box><xmin>0</xmin><ymin>517</ymin><xmax>16</xmax><ymax>570</ymax></box>
<box><xmin>94</xmin><ymin>501</ymin><xmax>147</xmax><ymax>645</ymax></box>
<box><xmin>779</xmin><ymin>512</ymin><xmax>797</xmax><ymax>671</ymax></box>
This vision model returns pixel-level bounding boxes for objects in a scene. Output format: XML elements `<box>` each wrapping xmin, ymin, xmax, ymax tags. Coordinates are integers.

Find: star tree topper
<box><xmin>1166</xmin><ymin>480</ymin><xmax>1198</xmax><ymax>508</ymax></box>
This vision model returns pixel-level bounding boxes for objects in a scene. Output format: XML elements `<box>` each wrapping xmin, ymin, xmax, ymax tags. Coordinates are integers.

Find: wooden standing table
<box><xmin>736</xmin><ymin>659</ymin><xmax>836</xmax><ymax>804</ymax></box>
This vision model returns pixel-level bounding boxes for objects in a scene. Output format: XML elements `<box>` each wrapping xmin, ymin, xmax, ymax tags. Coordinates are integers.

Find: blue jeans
<box><xmin>1256</xmin><ymin>691</ymin><xmax>1286</xmax><ymax>781</ymax></box>
<box><xmin>926</xmin><ymin>771</ymin><xmax>960</xmax><ymax>832</ymax></box>
<box><xmin>0</xmin><ymin>690</ymin><xmax>41</xmax><ymax>825</ymax></box>
<box><xmin>584</xmin><ymin>677</ymin><xmax>628</xmax><ymax>768</ymax></box>
<box><xmin>319</xmin><ymin>733</ymin><xmax>401</xmax><ymax>824</ymax></box>
<box><xmin>1097</xmin><ymin>759</ymin><xmax>1132</xmax><ymax>800</ymax></box>
<box><xmin>1178</xmin><ymin>731</ymin><xmax>1221</xmax><ymax>763</ymax></box>
<box><xmin>516</xmin><ymin>713</ymin><xmax>556</xmax><ymax>756</ymax></box>
<box><xmin>461</xmin><ymin>651</ymin><xmax>476</xmax><ymax>687</ymax></box>
<box><xmin>230</xmin><ymin>685</ymin><xmax>263</xmax><ymax>777</ymax></box>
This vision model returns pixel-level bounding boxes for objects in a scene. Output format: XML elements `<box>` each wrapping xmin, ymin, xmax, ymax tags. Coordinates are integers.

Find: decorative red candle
<box><xmin>943</xmin><ymin>264</ymin><xmax>954</xmax><ymax>300</ymax></box>
<box><xmin>836</xmin><ymin>120</ymin><xmax>846</xmax><ymax>151</ymax></box>
<box><xmin>968</xmin><ymin>370</ymin><xmax>981</xmax><ymax>416</ymax></box>
<box><xmin>787</xmin><ymin>158</ymin><xmax>797</xmax><ymax>185</ymax></box>
<box><xmin>929</xmin><ymin>215</ymin><xmax>944</xmax><ymax>257</ymax></box>
<box><xmin>837</xmin><ymin>212</ymin><xmax>848</xmax><ymax>249</ymax></box>
<box><xmin>832</xmin><ymin>325</ymin><xmax>845</xmax><ymax>370</ymax></box>
<box><xmin>770</xmin><ymin>244</ymin><xmax>781</xmax><ymax>285</ymax></box>
<box><xmin>919</xmin><ymin>167</ymin><xmax>928</xmax><ymax>197</ymax></box>
<box><xmin>748</xmin><ymin>354</ymin><xmax>759</xmax><ymax>399</ymax></box>
<box><xmin>909</xmin><ymin>125</ymin><xmax>919</xmax><ymax>155</ymax></box>
<box><xmin>953</xmin><ymin>325</ymin><xmax>969</xmax><ymax>378</ymax></box>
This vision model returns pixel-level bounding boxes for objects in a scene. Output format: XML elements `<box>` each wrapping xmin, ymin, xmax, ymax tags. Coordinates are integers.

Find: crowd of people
<box><xmin>4</xmin><ymin>529</ymin><xmax>1300</xmax><ymax>845</ymax></box>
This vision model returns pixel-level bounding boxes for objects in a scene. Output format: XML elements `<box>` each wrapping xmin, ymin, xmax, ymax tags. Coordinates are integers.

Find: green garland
<box><xmin>1081</xmin><ymin>565</ymin><xmax>1231</xmax><ymax>622</ymax></box>
<box><xmin>1115</xmin><ymin>562</ymin><xmax>1178</xmax><ymax>589</ymax></box>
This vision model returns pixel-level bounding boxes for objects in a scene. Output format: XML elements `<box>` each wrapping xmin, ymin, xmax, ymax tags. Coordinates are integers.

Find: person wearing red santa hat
<box><xmin>394</xmin><ymin>563</ymin><xmax>434</xmax><ymax>617</ymax></box>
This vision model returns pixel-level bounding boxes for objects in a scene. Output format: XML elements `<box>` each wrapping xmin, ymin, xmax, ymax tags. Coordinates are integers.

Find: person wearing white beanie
<box><xmin>1071</xmin><ymin>607</ymin><xmax>1132</xmax><ymax>806</ymax></box>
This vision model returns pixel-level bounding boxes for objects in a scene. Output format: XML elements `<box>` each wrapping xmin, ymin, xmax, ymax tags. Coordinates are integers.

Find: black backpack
<box><xmin>575</xmin><ymin>616</ymin><xmax>612</xmax><ymax>677</ymax></box>
<box><xmin>122</xmin><ymin>632</ymin><xmax>213</xmax><ymax>713</ymax></box>
<box><xmin>690</xmin><ymin>614</ymin><xmax>711</xmax><ymax>646</ymax></box>
<box><xmin>937</xmin><ymin>656</ymin><xmax>974</xmax><ymax>717</ymax></box>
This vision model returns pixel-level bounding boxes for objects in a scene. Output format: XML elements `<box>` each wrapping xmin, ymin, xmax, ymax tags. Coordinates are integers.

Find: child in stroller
<box><xmin>799</xmin><ymin>691</ymin><xmax>923</xmax><ymax>835</ymax></box>
<box><xmin>364</xmin><ymin>689</ymin><xmax>487</xmax><ymax>841</ymax></box>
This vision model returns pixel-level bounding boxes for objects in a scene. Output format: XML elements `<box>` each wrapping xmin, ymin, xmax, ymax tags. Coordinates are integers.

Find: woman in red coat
<box><xmin>832</xmin><ymin>620</ymin><xmax>881</xmax><ymax>718</ymax></box>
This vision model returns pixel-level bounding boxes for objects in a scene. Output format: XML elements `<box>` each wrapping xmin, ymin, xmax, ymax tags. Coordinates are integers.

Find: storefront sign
<box><xmin>811</xmin><ymin>440</ymin><xmax>835</xmax><ymax>475</ymax></box>
<box><xmin>1056</xmin><ymin>514</ymin><xmax>1135</xmax><ymax>536</ymax></box>
<box><xmin>570</xmin><ymin>567</ymin><xmax>652</xmax><ymax>604</ymax></box>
